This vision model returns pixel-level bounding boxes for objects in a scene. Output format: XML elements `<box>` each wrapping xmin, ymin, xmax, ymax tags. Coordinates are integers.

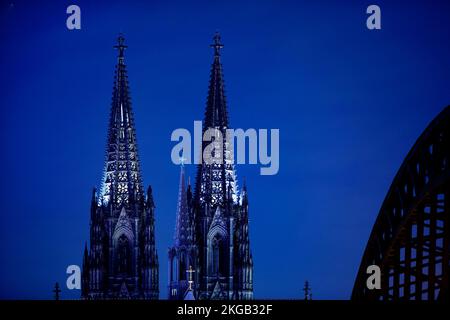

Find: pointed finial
<box><xmin>114</xmin><ymin>33</ymin><xmax>128</xmax><ymax>61</ymax></box>
<box><xmin>227</xmin><ymin>183</ymin><xmax>233</xmax><ymax>200</ymax></box>
<box><xmin>83</xmin><ymin>242</ymin><xmax>89</xmax><ymax>264</ymax></box>
<box><xmin>53</xmin><ymin>282</ymin><xmax>61</xmax><ymax>301</ymax></box>
<box><xmin>303</xmin><ymin>280</ymin><xmax>312</xmax><ymax>300</ymax></box>
<box><xmin>210</xmin><ymin>32</ymin><xmax>224</xmax><ymax>56</ymax></box>
<box><xmin>147</xmin><ymin>185</ymin><xmax>153</xmax><ymax>199</ymax></box>
<box><xmin>91</xmin><ymin>187</ymin><xmax>97</xmax><ymax>203</ymax></box>
<box><xmin>146</xmin><ymin>185</ymin><xmax>154</xmax><ymax>207</ymax></box>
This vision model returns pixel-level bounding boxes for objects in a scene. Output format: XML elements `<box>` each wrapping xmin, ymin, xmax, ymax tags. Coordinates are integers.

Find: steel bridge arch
<box><xmin>352</xmin><ymin>106</ymin><xmax>450</xmax><ymax>301</ymax></box>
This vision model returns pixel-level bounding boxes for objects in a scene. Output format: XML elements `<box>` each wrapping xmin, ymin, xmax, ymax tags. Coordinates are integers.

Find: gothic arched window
<box><xmin>117</xmin><ymin>234</ymin><xmax>131</xmax><ymax>275</ymax></box>
<box><xmin>211</xmin><ymin>233</ymin><xmax>228</xmax><ymax>276</ymax></box>
<box><xmin>179</xmin><ymin>252</ymin><xmax>187</xmax><ymax>281</ymax></box>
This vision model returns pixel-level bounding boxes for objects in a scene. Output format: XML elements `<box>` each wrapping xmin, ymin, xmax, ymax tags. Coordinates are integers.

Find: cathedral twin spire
<box><xmin>98</xmin><ymin>33</ymin><xmax>145</xmax><ymax>208</ymax></box>
<box><xmin>170</xmin><ymin>33</ymin><xmax>253</xmax><ymax>300</ymax></box>
<box><xmin>194</xmin><ymin>32</ymin><xmax>239</xmax><ymax>208</ymax></box>
<box><xmin>82</xmin><ymin>35</ymin><xmax>158</xmax><ymax>300</ymax></box>
<box><xmin>83</xmin><ymin>33</ymin><xmax>253</xmax><ymax>300</ymax></box>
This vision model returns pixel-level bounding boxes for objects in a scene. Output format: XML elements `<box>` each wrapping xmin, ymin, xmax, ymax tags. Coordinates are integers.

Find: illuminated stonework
<box><xmin>81</xmin><ymin>35</ymin><xmax>159</xmax><ymax>300</ymax></box>
<box><xmin>168</xmin><ymin>33</ymin><xmax>253</xmax><ymax>300</ymax></box>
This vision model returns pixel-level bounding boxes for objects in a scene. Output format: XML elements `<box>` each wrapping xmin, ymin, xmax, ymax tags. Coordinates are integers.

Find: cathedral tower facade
<box><xmin>169</xmin><ymin>33</ymin><xmax>254</xmax><ymax>300</ymax></box>
<box><xmin>82</xmin><ymin>35</ymin><xmax>159</xmax><ymax>300</ymax></box>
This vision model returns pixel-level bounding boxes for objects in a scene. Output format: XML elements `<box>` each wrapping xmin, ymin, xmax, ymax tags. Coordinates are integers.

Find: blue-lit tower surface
<box><xmin>169</xmin><ymin>33</ymin><xmax>253</xmax><ymax>300</ymax></box>
<box><xmin>168</xmin><ymin>164</ymin><xmax>197</xmax><ymax>300</ymax></box>
<box><xmin>81</xmin><ymin>35</ymin><xmax>159</xmax><ymax>299</ymax></box>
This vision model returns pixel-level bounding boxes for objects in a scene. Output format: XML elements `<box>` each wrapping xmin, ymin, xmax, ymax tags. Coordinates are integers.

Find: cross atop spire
<box><xmin>114</xmin><ymin>33</ymin><xmax>128</xmax><ymax>61</ymax></box>
<box><xmin>210</xmin><ymin>32</ymin><xmax>224</xmax><ymax>56</ymax></box>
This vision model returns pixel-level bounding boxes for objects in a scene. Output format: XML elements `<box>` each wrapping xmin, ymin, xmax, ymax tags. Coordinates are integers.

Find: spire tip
<box><xmin>114</xmin><ymin>33</ymin><xmax>128</xmax><ymax>60</ymax></box>
<box><xmin>210</xmin><ymin>32</ymin><xmax>224</xmax><ymax>56</ymax></box>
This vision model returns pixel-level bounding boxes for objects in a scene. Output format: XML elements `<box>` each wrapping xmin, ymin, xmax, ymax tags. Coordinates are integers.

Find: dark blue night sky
<box><xmin>1</xmin><ymin>0</ymin><xmax>449</xmax><ymax>299</ymax></box>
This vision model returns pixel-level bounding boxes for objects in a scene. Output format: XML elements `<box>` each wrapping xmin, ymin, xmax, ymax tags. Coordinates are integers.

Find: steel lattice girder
<box><xmin>352</xmin><ymin>106</ymin><xmax>450</xmax><ymax>301</ymax></box>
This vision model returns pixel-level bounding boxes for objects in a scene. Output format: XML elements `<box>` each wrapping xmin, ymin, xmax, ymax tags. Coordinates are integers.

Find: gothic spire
<box><xmin>195</xmin><ymin>33</ymin><xmax>238</xmax><ymax>208</ymax></box>
<box><xmin>174</xmin><ymin>164</ymin><xmax>191</xmax><ymax>246</ymax></box>
<box><xmin>83</xmin><ymin>242</ymin><xmax>89</xmax><ymax>261</ymax></box>
<box><xmin>81</xmin><ymin>242</ymin><xmax>90</xmax><ymax>298</ymax></box>
<box><xmin>99</xmin><ymin>34</ymin><xmax>144</xmax><ymax>209</ymax></box>
<box><xmin>83</xmin><ymin>34</ymin><xmax>159</xmax><ymax>300</ymax></box>
<box><xmin>204</xmin><ymin>32</ymin><xmax>228</xmax><ymax>129</ymax></box>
